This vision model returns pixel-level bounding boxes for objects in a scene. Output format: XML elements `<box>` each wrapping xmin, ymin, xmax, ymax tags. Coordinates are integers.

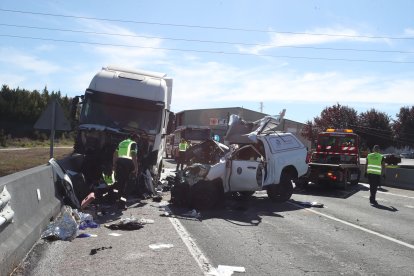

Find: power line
<box><xmin>1</xmin><ymin>8</ymin><xmax>414</xmax><ymax>41</ymax></box>
<box><xmin>1</xmin><ymin>23</ymin><xmax>414</xmax><ymax>54</ymax></box>
<box><xmin>2</xmin><ymin>34</ymin><xmax>414</xmax><ymax>64</ymax></box>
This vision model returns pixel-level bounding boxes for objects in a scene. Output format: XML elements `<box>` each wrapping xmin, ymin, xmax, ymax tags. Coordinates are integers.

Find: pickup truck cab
<box><xmin>171</xmin><ymin>115</ymin><xmax>308</xmax><ymax>210</ymax></box>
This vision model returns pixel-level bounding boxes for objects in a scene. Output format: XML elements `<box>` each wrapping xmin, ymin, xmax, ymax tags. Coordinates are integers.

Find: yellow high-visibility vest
<box><xmin>117</xmin><ymin>138</ymin><xmax>137</xmax><ymax>159</ymax></box>
<box><xmin>367</xmin><ymin>152</ymin><xmax>383</xmax><ymax>175</ymax></box>
<box><xmin>102</xmin><ymin>171</ymin><xmax>115</xmax><ymax>186</ymax></box>
<box><xmin>179</xmin><ymin>142</ymin><xmax>188</xmax><ymax>152</ymax></box>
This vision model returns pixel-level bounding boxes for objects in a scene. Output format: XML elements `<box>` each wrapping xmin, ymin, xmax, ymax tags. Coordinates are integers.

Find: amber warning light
<box><xmin>325</xmin><ymin>129</ymin><xmax>353</xmax><ymax>133</ymax></box>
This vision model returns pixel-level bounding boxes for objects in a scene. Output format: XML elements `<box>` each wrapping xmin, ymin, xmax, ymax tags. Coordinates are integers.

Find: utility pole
<box><xmin>259</xmin><ymin>102</ymin><xmax>264</xmax><ymax>113</ymax></box>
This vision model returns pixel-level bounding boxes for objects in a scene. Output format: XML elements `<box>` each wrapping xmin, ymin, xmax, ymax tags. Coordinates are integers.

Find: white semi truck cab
<box><xmin>71</xmin><ymin>66</ymin><xmax>173</xmax><ymax>190</ymax></box>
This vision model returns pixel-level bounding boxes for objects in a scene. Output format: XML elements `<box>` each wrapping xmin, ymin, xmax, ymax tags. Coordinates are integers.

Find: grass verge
<box><xmin>0</xmin><ymin>147</ymin><xmax>73</xmax><ymax>177</ymax></box>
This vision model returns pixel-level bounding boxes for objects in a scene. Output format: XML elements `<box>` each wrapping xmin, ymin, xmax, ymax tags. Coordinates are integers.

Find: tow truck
<box><xmin>305</xmin><ymin>128</ymin><xmax>361</xmax><ymax>188</ymax></box>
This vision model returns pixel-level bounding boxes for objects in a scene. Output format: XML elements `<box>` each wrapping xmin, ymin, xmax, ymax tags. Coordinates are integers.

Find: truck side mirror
<box><xmin>166</xmin><ymin>112</ymin><xmax>175</xmax><ymax>135</ymax></box>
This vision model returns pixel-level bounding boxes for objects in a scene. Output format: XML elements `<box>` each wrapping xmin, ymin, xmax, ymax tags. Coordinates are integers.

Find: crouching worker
<box><xmin>112</xmin><ymin>133</ymin><xmax>139</xmax><ymax>210</ymax></box>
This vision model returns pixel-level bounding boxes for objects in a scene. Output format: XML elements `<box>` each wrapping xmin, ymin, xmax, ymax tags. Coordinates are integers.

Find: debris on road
<box><xmin>80</xmin><ymin>192</ymin><xmax>96</xmax><ymax>209</ymax></box>
<box><xmin>182</xmin><ymin>209</ymin><xmax>201</xmax><ymax>219</ymax></box>
<box><xmin>90</xmin><ymin>246</ymin><xmax>112</xmax><ymax>255</ymax></box>
<box><xmin>104</xmin><ymin>217</ymin><xmax>144</xmax><ymax>231</ymax></box>
<box><xmin>139</xmin><ymin>218</ymin><xmax>155</xmax><ymax>224</ymax></box>
<box><xmin>290</xmin><ymin>199</ymin><xmax>324</xmax><ymax>208</ymax></box>
<box><xmin>149</xmin><ymin>243</ymin><xmax>174</xmax><ymax>250</ymax></box>
<box><xmin>108</xmin><ymin>233</ymin><xmax>122</xmax><ymax>237</ymax></box>
<box><xmin>77</xmin><ymin>233</ymin><xmax>97</xmax><ymax>238</ymax></box>
<box><xmin>41</xmin><ymin>206</ymin><xmax>78</xmax><ymax>241</ymax></box>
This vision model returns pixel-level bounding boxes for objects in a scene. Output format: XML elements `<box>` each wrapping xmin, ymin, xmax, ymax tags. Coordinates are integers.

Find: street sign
<box><xmin>34</xmin><ymin>99</ymin><xmax>71</xmax><ymax>158</ymax></box>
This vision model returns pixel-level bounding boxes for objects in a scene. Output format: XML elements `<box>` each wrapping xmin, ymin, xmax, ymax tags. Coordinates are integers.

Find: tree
<box><xmin>393</xmin><ymin>106</ymin><xmax>414</xmax><ymax>148</ymax></box>
<box><xmin>313</xmin><ymin>103</ymin><xmax>358</xmax><ymax>130</ymax></box>
<box><xmin>302</xmin><ymin>103</ymin><xmax>358</xmax><ymax>143</ymax></box>
<box><xmin>355</xmin><ymin>109</ymin><xmax>393</xmax><ymax>150</ymax></box>
<box><xmin>301</xmin><ymin>120</ymin><xmax>319</xmax><ymax>147</ymax></box>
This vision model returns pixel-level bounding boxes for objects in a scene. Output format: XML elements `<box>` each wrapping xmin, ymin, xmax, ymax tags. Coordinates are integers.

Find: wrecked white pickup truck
<box><xmin>170</xmin><ymin>115</ymin><xmax>308</xmax><ymax>210</ymax></box>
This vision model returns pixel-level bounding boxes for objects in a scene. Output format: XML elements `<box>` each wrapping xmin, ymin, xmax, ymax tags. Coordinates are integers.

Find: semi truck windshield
<box><xmin>80</xmin><ymin>92</ymin><xmax>163</xmax><ymax>134</ymax></box>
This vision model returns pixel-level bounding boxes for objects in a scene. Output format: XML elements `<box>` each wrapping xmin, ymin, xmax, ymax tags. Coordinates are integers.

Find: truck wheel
<box><xmin>350</xmin><ymin>170</ymin><xmax>360</xmax><ymax>185</ymax></box>
<box><xmin>267</xmin><ymin>172</ymin><xmax>294</xmax><ymax>202</ymax></box>
<box><xmin>190</xmin><ymin>180</ymin><xmax>221</xmax><ymax>210</ymax></box>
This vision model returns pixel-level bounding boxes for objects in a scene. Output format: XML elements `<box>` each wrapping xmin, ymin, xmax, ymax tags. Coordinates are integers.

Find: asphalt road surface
<box><xmin>13</xmin><ymin>158</ymin><xmax>414</xmax><ymax>276</ymax></box>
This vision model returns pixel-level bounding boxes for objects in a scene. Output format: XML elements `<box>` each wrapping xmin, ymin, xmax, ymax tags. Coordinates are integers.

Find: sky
<box><xmin>0</xmin><ymin>0</ymin><xmax>413</xmax><ymax>123</ymax></box>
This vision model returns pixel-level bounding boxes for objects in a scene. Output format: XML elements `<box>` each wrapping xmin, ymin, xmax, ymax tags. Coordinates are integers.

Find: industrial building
<box><xmin>174</xmin><ymin>107</ymin><xmax>311</xmax><ymax>148</ymax></box>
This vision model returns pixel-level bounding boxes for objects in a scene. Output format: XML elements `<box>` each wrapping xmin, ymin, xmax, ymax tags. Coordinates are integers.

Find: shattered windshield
<box><xmin>79</xmin><ymin>91</ymin><xmax>163</xmax><ymax>134</ymax></box>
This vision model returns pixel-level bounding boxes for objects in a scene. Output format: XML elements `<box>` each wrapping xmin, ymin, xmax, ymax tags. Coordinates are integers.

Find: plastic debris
<box><xmin>77</xmin><ymin>233</ymin><xmax>96</xmax><ymax>238</ymax></box>
<box><xmin>41</xmin><ymin>206</ymin><xmax>78</xmax><ymax>241</ymax></box>
<box><xmin>149</xmin><ymin>243</ymin><xmax>174</xmax><ymax>250</ymax></box>
<box><xmin>182</xmin><ymin>209</ymin><xmax>201</xmax><ymax>219</ymax></box>
<box><xmin>291</xmin><ymin>200</ymin><xmax>324</xmax><ymax>208</ymax></box>
<box><xmin>108</xmin><ymin>233</ymin><xmax>122</xmax><ymax>237</ymax></box>
<box><xmin>139</xmin><ymin>218</ymin><xmax>155</xmax><ymax>224</ymax></box>
<box><xmin>76</xmin><ymin>211</ymin><xmax>100</xmax><ymax>230</ymax></box>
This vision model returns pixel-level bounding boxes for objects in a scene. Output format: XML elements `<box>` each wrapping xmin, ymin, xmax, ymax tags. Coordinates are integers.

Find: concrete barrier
<box><xmin>359</xmin><ymin>164</ymin><xmax>414</xmax><ymax>190</ymax></box>
<box><xmin>0</xmin><ymin>165</ymin><xmax>62</xmax><ymax>276</ymax></box>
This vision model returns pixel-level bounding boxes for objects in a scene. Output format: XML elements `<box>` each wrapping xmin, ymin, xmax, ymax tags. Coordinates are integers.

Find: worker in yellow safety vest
<box><xmin>176</xmin><ymin>138</ymin><xmax>189</xmax><ymax>171</ymax></box>
<box><xmin>112</xmin><ymin>133</ymin><xmax>139</xmax><ymax>210</ymax></box>
<box><xmin>365</xmin><ymin>145</ymin><xmax>385</xmax><ymax>205</ymax></box>
<box><xmin>102</xmin><ymin>171</ymin><xmax>115</xmax><ymax>186</ymax></box>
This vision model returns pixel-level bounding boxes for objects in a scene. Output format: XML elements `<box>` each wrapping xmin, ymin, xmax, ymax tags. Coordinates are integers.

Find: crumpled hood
<box><xmin>185</xmin><ymin>139</ymin><xmax>229</xmax><ymax>165</ymax></box>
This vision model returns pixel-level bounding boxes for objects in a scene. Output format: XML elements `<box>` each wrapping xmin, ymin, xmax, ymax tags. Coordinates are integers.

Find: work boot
<box><xmin>117</xmin><ymin>201</ymin><xmax>127</xmax><ymax>210</ymax></box>
<box><xmin>370</xmin><ymin>198</ymin><xmax>378</xmax><ymax>205</ymax></box>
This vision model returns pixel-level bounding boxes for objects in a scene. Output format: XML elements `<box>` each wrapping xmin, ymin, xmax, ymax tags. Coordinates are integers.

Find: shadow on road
<box><xmin>294</xmin><ymin>183</ymin><xmax>362</xmax><ymax>199</ymax></box>
<box><xmin>170</xmin><ymin>194</ymin><xmax>302</xmax><ymax>226</ymax></box>
<box><xmin>372</xmin><ymin>204</ymin><xmax>398</xmax><ymax>212</ymax></box>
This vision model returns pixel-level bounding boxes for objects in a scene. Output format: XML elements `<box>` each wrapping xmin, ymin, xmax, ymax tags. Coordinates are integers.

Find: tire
<box><xmin>190</xmin><ymin>180</ymin><xmax>221</xmax><ymax>210</ymax></box>
<box><xmin>171</xmin><ymin>182</ymin><xmax>191</xmax><ymax>207</ymax></box>
<box><xmin>350</xmin><ymin>170</ymin><xmax>360</xmax><ymax>186</ymax></box>
<box><xmin>267</xmin><ymin>171</ymin><xmax>294</xmax><ymax>202</ymax></box>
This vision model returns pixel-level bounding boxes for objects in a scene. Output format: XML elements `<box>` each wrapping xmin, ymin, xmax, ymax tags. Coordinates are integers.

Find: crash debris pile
<box><xmin>40</xmin><ymin>205</ymin><xmax>157</xmax><ymax>241</ymax></box>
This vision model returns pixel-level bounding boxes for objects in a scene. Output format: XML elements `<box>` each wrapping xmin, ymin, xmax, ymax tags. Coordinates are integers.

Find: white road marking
<box><xmin>360</xmin><ymin>183</ymin><xmax>414</xmax><ymax>199</ymax></box>
<box><xmin>405</xmin><ymin>205</ymin><xmax>414</xmax><ymax>209</ymax></box>
<box><xmin>166</xmin><ymin>206</ymin><xmax>216</xmax><ymax>275</ymax></box>
<box><xmin>288</xmin><ymin>201</ymin><xmax>414</xmax><ymax>250</ymax></box>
